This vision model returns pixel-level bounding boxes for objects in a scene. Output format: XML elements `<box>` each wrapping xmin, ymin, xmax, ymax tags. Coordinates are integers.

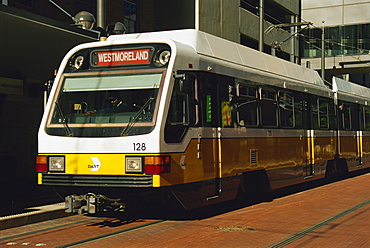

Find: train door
<box><xmin>338</xmin><ymin>101</ymin><xmax>360</xmax><ymax>170</ymax></box>
<box><xmin>303</xmin><ymin>130</ymin><xmax>314</xmax><ymax>177</ymax></box>
<box><xmin>354</xmin><ymin>104</ymin><xmax>362</xmax><ymax>167</ymax></box>
<box><xmin>165</xmin><ymin>71</ymin><xmax>222</xmax><ymax>200</ymax></box>
<box><xmin>198</xmin><ymin>73</ymin><xmax>222</xmax><ymax>200</ymax></box>
<box><xmin>277</xmin><ymin>91</ymin><xmax>312</xmax><ymax>179</ymax></box>
<box><xmin>302</xmin><ymin>95</ymin><xmax>315</xmax><ymax>177</ymax></box>
<box><xmin>311</xmin><ymin>96</ymin><xmax>337</xmax><ymax>176</ymax></box>
<box><xmin>199</xmin><ymin>128</ymin><xmax>222</xmax><ymax>200</ymax></box>
<box><xmin>361</xmin><ymin>106</ymin><xmax>370</xmax><ymax>166</ymax></box>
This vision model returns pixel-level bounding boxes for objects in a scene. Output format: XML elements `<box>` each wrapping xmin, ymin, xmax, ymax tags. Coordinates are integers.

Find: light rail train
<box><xmin>36</xmin><ymin>29</ymin><xmax>370</xmax><ymax>213</ymax></box>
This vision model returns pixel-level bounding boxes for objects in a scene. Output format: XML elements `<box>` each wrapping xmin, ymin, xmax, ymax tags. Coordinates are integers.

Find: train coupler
<box><xmin>65</xmin><ymin>193</ymin><xmax>126</xmax><ymax>214</ymax></box>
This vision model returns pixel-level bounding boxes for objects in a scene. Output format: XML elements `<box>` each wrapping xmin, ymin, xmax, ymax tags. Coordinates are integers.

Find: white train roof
<box><xmin>108</xmin><ymin>29</ymin><xmax>327</xmax><ymax>92</ymax></box>
<box><xmin>333</xmin><ymin>77</ymin><xmax>370</xmax><ymax>104</ymax></box>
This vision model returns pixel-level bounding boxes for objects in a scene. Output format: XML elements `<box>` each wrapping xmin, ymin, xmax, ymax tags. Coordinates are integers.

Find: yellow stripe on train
<box><xmin>65</xmin><ymin>154</ymin><xmax>125</xmax><ymax>174</ymax></box>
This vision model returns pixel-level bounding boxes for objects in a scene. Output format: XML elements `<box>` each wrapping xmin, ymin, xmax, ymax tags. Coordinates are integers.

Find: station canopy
<box><xmin>0</xmin><ymin>4</ymin><xmax>99</xmax><ymax>84</ymax></box>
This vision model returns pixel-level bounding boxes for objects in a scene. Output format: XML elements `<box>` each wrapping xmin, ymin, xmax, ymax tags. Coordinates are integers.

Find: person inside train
<box><xmin>85</xmin><ymin>96</ymin><xmax>128</xmax><ymax>115</ymax></box>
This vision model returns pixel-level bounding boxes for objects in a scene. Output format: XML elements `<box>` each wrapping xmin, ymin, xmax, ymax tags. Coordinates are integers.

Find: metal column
<box><xmin>259</xmin><ymin>0</ymin><xmax>264</xmax><ymax>52</ymax></box>
<box><xmin>97</xmin><ymin>0</ymin><xmax>106</xmax><ymax>28</ymax></box>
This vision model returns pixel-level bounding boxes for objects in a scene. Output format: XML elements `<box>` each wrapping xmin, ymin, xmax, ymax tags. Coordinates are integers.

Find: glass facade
<box><xmin>302</xmin><ymin>23</ymin><xmax>370</xmax><ymax>58</ymax></box>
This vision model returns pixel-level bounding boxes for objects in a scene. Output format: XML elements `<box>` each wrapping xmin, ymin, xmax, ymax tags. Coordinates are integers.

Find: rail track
<box><xmin>1</xmin><ymin>169</ymin><xmax>370</xmax><ymax>247</ymax></box>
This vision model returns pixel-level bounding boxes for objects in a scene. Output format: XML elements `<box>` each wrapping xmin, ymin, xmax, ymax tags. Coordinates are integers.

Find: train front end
<box><xmin>36</xmin><ymin>35</ymin><xmax>182</xmax><ymax>214</ymax></box>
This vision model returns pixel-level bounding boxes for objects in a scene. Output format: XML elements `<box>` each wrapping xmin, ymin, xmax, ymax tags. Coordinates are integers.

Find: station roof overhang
<box><xmin>0</xmin><ymin>4</ymin><xmax>99</xmax><ymax>84</ymax></box>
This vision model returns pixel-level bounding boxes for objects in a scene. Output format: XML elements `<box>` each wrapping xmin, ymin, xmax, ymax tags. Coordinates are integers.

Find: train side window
<box><xmin>313</xmin><ymin>98</ymin><xmax>329</xmax><ymax>129</ymax></box>
<box><xmin>363</xmin><ymin>106</ymin><xmax>370</xmax><ymax>130</ymax></box>
<box><xmin>278</xmin><ymin>91</ymin><xmax>294</xmax><ymax>128</ymax></box>
<box><xmin>168</xmin><ymin>91</ymin><xmax>190</xmax><ymax>124</ymax></box>
<box><xmin>220</xmin><ymin>82</ymin><xmax>235</xmax><ymax>127</ymax></box>
<box><xmin>293</xmin><ymin>94</ymin><xmax>307</xmax><ymax>129</ymax></box>
<box><xmin>198</xmin><ymin>73</ymin><xmax>220</xmax><ymax>127</ymax></box>
<box><xmin>339</xmin><ymin>102</ymin><xmax>351</xmax><ymax>130</ymax></box>
<box><xmin>165</xmin><ymin>74</ymin><xmax>197</xmax><ymax>143</ymax></box>
<box><xmin>260</xmin><ymin>88</ymin><xmax>277</xmax><ymax>127</ymax></box>
<box><xmin>236</xmin><ymin>84</ymin><xmax>258</xmax><ymax>126</ymax></box>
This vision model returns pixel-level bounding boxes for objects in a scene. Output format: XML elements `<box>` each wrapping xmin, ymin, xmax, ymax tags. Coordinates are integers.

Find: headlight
<box><xmin>154</xmin><ymin>50</ymin><xmax>171</xmax><ymax>67</ymax></box>
<box><xmin>74</xmin><ymin>56</ymin><xmax>85</xmax><ymax>70</ymax></box>
<box><xmin>67</xmin><ymin>54</ymin><xmax>86</xmax><ymax>72</ymax></box>
<box><xmin>125</xmin><ymin>157</ymin><xmax>143</xmax><ymax>173</ymax></box>
<box><xmin>48</xmin><ymin>156</ymin><xmax>65</xmax><ymax>172</ymax></box>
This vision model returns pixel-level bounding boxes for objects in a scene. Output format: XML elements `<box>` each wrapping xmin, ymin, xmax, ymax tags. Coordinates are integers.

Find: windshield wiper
<box><xmin>121</xmin><ymin>97</ymin><xmax>154</xmax><ymax>136</ymax></box>
<box><xmin>55</xmin><ymin>101</ymin><xmax>74</xmax><ymax>137</ymax></box>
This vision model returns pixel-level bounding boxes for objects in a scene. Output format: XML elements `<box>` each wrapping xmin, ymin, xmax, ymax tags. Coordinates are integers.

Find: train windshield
<box><xmin>47</xmin><ymin>72</ymin><xmax>163</xmax><ymax>137</ymax></box>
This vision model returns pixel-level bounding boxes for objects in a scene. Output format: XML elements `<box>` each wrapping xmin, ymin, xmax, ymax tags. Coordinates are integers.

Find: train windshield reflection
<box><xmin>50</xmin><ymin>73</ymin><xmax>161</xmax><ymax>125</ymax></box>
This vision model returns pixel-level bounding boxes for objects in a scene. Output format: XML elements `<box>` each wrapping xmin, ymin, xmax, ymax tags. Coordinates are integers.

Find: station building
<box><xmin>301</xmin><ymin>0</ymin><xmax>370</xmax><ymax>86</ymax></box>
<box><xmin>138</xmin><ymin>0</ymin><xmax>301</xmax><ymax>62</ymax></box>
<box><xmin>0</xmin><ymin>0</ymin><xmax>299</xmax><ymax>207</ymax></box>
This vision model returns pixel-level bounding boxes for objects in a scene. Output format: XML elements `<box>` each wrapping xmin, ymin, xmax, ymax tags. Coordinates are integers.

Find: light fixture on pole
<box><xmin>74</xmin><ymin>11</ymin><xmax>96</xmax><ymax>30</ymax></box>
<box><xmin>106</xmin><ymin>22</ymin><xmax>126</xmax><ymax>36</ymax></box>
<box><xmin>48</xmin><ymin>0</ymin><xmax>95</xmax><ymax>30</ymax></box>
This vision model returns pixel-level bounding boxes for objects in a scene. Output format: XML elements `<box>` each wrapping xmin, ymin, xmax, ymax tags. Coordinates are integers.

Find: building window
<box><xmin>302</xmin><ymin>24</ymin><xmax>370</xmax><ymax>58</ymax></box>
<box><xmin>240</xmin><ymin>0</ymin><xmax>293</xmax><ymax>25</ymax></box>
<box><xmin>124</xmin><ymin>0</ymin><xmax>137</xmax><ymax>33</ymax></box>
<box><xmin>240</xmin><ymin>0</ymin><xmax>259</xmax><ymax>16</ymax></box>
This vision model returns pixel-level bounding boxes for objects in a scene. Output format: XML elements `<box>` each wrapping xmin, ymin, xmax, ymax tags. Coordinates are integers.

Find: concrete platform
<box><xmin>79</xmin><ymin>171</ymin><xmax>370</xmax><ymax>247</ymax></box>
<box><xmin>0</xmin><ymin>203</ymin><xmax>69</xmax><ymax>230</ymax></box>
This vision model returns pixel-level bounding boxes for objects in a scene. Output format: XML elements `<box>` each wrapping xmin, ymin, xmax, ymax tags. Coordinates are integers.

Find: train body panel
<box><xmin>339</xmin><ymin>131</ymin><xmax>359</xmax><ymax>169</ymax></box>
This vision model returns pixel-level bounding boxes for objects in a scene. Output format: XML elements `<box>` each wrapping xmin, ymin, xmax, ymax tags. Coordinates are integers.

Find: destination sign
<box><xmin>94</xmin><ymin>48</ymin><xmax>150</xmax><ymax>66</ymax></box>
